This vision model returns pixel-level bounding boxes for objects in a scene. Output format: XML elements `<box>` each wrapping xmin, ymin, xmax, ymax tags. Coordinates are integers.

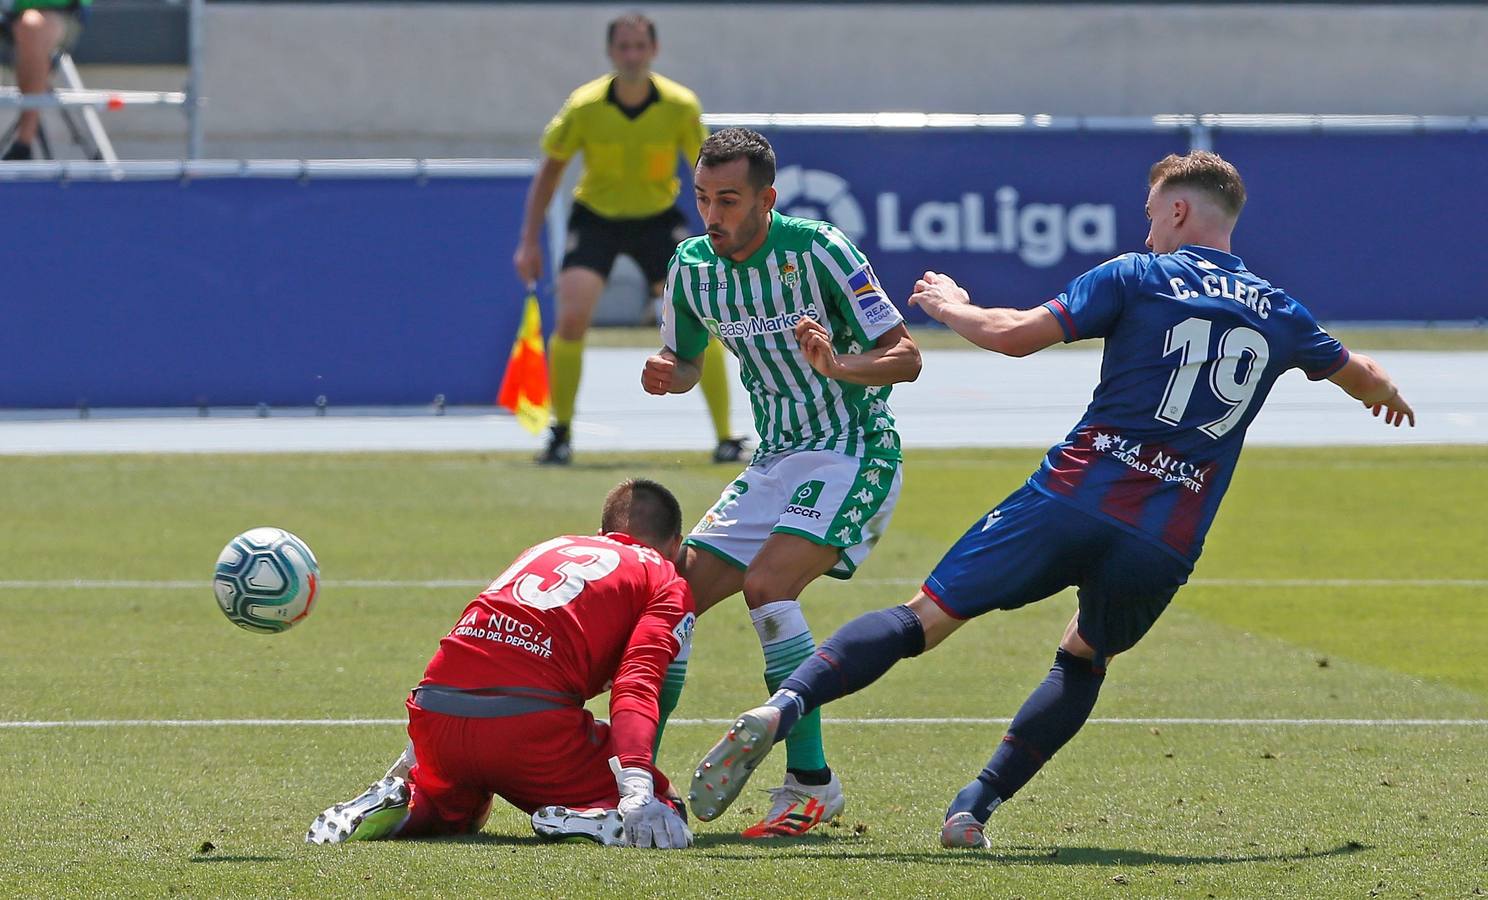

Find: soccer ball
<box><xmin>213</xmin><ymin>527</ymin><xmax>320</xmax><ymax>633</ymax></box>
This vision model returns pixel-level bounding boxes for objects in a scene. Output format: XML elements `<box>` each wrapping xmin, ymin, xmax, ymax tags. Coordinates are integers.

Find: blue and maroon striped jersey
<box><xmin>1028</xmin><ymin>245</ymin><xmax>1348</xmax><ymax>562</ymax></box>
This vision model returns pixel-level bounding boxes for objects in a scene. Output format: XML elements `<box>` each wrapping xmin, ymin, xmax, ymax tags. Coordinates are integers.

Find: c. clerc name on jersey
<box><xmin>1168</xmin><ymin>274</ymin><xmax>1272</xmax><ymax>319</ymax></box>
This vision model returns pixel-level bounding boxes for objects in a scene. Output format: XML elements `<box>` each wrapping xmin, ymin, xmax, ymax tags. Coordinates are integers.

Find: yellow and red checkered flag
<box><xmin>496</xmin><ymin>290</ymin><xmax>551</xmax><ymax>434</ymax></box>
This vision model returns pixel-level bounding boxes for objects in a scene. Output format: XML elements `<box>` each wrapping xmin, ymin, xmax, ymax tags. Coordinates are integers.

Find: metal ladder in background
<box><xmin>0</xmin><ymin>48</ymin><xmax>117</xmax><ymax>162</ymax></box>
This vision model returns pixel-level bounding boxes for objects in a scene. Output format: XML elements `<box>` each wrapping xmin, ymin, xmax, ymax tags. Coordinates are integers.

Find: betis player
<box><xmin>691</xmin><ymin>150</ymin><xmax>1416</xmax><ymax>849</ymax></box>
<box><xmin>641</xmin><ymin>127</ymin><xmax>922</xmax><ymax>837</ymax></box>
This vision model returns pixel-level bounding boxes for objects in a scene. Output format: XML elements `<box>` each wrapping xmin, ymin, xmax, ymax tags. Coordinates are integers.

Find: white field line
<box><xmin>4</xmin><ymin>717</ymin><xmax>1487</xmax><ymax>729</ymax></box>
<box><xmin>1</xmin><ymin>577</ymin><xmax>1484</xmax><ymax>591</ymax></box>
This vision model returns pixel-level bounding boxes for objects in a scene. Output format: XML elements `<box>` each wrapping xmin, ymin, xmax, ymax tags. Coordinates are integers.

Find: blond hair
<box><xmin>1149</xmin><ymin>151</ymin><xmax>1247</xmax><ymax>219</ymax></box>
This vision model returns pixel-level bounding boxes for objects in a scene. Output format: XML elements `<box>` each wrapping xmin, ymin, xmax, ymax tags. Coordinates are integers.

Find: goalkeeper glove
<box><xmin>610</xmin><ymin>757</ymin><xmax>693</xmax><ymax>849</ymax></box>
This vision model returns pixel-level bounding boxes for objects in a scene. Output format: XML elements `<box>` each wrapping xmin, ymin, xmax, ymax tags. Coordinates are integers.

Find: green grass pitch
<box><xmin>2</xmin><ymin>446</ymin><xmax>1485</xmax><ymax>898</ymax></box>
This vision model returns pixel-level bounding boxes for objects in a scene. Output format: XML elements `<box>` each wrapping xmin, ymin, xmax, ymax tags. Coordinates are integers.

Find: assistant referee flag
<box><xmin>497</xmin><ymin>292</ymin><xmax>551</xmax><ymax>434</ymax></box>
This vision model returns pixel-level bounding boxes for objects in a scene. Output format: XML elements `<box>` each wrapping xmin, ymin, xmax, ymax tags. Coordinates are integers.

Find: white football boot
<box><xmin>940</xmin><ymin>811</ymin><xmax>992</xmax><ymax>849</ymax></box>
<box><xmin>531</xmin><ymin>806</ymin><xmax>627</xmax><ymax>846</ymax></box>
<box><xmin>688</xmin><ymin>705</ymin><xmax>782</xmax><ymax>822</ymax></box>
<box><xmin>305</xmin><ymin>776</ymin><xmax>410</xmax><ymax>845</ymax></box>
<box><xmin>740</xmin><ymin>770</ymin><xmax>845</xmax><ymax>839</ymax></box>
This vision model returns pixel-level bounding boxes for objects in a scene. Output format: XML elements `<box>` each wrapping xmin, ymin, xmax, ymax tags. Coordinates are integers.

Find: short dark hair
<box><xmin>1149</xmin><ymin>150</ymin><xmax>1247</xmax><ymax>219</ymax></box>
<box><xmin>697</xmin><ymin>127</ymin><xmax>776</xmax><ymax>190</ymax></box>
<box><xmin>607</xmin><ymin>12</ymin><xmax>656</xmax><ymax>46</ymax></box>
<box><xmin>600</xmin><ymin>478</ymin><xmax>682</xmax><ymax>548</ymax></box>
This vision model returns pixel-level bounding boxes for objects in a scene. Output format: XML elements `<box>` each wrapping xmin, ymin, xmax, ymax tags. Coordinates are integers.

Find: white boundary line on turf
<box><xmin>1</xmin><ymin>577</ymin><xmax>1484</xmax><ymax>590</ymax></box>
<box><xmin>4</xmin><ymin>717</ymin><xmax>1487</xmax><ymax>729</ymax></box>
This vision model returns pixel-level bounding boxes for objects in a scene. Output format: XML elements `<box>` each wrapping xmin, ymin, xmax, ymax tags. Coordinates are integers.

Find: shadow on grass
<box><xmin>695</xmin><ymin>840</ymin><xmax>1371</xmax><ymax>866</ymax></box>
<box><xmin>986</xmin><ymin>841</ymin><xmax>1371</xmax><ymax>867</ymax></box>
<box><xmin>190</xmin><ymin>855</ymin><xmax>289</xmax><ymax>864</ymax></box>
<box><xmin>345</xmin><ymin>832</ymin><xmax>1373</xmax><ymax>867</ymax></box>
<box><xmin>401</xmin><ymin>831</ymin><xmax>842</xmax><ymax>851</ymax></box>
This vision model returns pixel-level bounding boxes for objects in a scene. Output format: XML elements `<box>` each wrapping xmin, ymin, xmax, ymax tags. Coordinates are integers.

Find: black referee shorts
<box><xmin>561</xmin><ymin>202</ymin><xmax>690</xmax><ymax>286</ymax></box>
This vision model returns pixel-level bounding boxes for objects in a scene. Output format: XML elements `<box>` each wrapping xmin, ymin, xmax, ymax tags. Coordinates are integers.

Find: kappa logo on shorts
<box><xmin>785</xmin><ymin>479</ymin><xmax>827</xmax><ymax>520</ymax></box>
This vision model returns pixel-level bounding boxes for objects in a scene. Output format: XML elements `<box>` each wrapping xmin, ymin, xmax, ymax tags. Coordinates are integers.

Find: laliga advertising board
<box><xmin>753</xmin><ymin>130</ymin><xmax>1187</xmax><ymax>322</ymax></box>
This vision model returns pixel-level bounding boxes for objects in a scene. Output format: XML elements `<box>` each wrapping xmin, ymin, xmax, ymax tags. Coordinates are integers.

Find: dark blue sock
<box><xmin>947</xmin><ymin>649</ymin><xmax>1105</xmax><ymax>823</ymax></box>
<box><xmin>765</xmin><ymin>605</ymin><xmax>925</xmax><ymax>742</ymax></box>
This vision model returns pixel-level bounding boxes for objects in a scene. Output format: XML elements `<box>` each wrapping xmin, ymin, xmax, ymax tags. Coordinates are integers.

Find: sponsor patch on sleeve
<box><xmin>861</xmin><ymin>300</ymin><xmax>897</xmax><ymax>325</ymax></box>
<box><xmin>847</xmin><ymin>264</ymin><xmax>887</xmax><ymax>310</ymax></box>
<box><xmin>671</xmin><ymin>612</ymin><xmax>696</xmax><ymax>646</ymax></box>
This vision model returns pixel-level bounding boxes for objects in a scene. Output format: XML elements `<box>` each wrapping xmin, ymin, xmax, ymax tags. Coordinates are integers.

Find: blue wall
<box><xmin>757</xmin><ymin>128</ymin><xmax>1488</xmax><ymax>324</ymax></box>
<box><xmin>757</xmin><ymin>129</ymin><xmax>1186</xmax><ymax>320</ymax></box>
<box><xmin>1211</xmin><ymin>132</ymin><xmax>1488</xmax><ymax>322</ymax></box>
<box><xmin>3</xmin><ymin>131</ymin><xmax>1482</xmax><ymax>409</ymax></box>
<box><xmin>3</xmin><ymin>177</ymin><xmax>529</xmax><ymax>408</ymax></box>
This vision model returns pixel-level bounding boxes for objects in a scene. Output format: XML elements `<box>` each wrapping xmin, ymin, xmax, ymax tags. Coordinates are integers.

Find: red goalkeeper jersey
<box><xmin>419</xmin><ymin>532</ymin><xmax>695</xmax><ymax>768</ymax></box>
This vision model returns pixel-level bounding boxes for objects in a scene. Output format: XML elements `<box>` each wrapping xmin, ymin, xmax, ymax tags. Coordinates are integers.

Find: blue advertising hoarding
<box><xmin>755</xmin><ymin>130</ymin><xmax>1188</xmax><ymax>319</ymax></box>
<box><xmin>1</xmin><ymin>177</ymin><xmax>530</xmax><ymax>408</ymax></box>
<box><xmin>1212</xmin><ymin>131</ymin><xmax>1488</xmax><ymax>322</ymax></box>
<box><xmin>2</xmin><ymin>129</ymin><xmax>1481</xmax><ymax>410</ymax></box>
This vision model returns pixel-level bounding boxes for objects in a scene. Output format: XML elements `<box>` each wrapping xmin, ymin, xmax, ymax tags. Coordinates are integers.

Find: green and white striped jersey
<box><xmin>661</xmin><ymin>211</ymin><xmax>905</xmax><ymax>461</ymax></box>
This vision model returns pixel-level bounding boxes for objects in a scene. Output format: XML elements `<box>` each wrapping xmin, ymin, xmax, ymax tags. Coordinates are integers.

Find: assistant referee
<box><xmin>514</xmin><ymin>12</ymin><xmax>740</xmax><ymax>465</ymax></box>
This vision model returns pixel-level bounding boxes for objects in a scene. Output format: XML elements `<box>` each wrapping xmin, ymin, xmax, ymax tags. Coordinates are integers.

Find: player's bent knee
<box><xmin>906</xmin><ymin>592</ymin><xmax>965</xmax><ymax>651</ymax></box>
<box><xmin>740</xmin><ymin>568</ymin><xmax>806</xmax><ymax>609</ymax></box>
<box><xmin>13</xmin><ymin>9</ymin><xmax>46</xmax><ymax>36</ymax></box>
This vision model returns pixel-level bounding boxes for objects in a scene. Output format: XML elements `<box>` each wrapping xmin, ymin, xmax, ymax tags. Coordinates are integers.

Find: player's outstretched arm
<box><xmin>908</xmin><ymin>271</ymin><xmax>1064</xmax><ymax>357</ymax></box>
<box><xmin>794</xmin><ymin>319</ymin><xmax>922</xmax><ymax>386</ymax></box>
<box><xmin>1327</xmin><ymin>352</ymin><xmax>1415</xmax><ymax>427</ymax></box>
<box><xmin>641</xmin><ymin>348</ymin><xmax>704</xmax><ymax>396</ymax></box>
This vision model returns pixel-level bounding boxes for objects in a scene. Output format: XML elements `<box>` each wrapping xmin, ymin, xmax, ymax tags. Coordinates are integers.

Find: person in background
<box><xmin>1</xmin><ymin>0</ymin><xmax>89</xmax><ymax>161</ymax></box>
<box><xmin>514</xmin><ymin>11</ymin><xmax>743</xmax><ymax>465</ymax></box>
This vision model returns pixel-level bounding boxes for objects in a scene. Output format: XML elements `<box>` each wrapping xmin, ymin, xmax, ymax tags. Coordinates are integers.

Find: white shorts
<box><xmin>685</xmin><ymin>449</ymin><xmax>903</xmax><ymax>580</ymax></box>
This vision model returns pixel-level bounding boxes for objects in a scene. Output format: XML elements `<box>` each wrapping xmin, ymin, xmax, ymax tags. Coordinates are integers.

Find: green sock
<box><xmin>753</xmin><ymin>601</ymin><xmax>827</xmax><ymax>772</ymax></box>
<box><xmin>653</xmin><ymin>638</ymin><xmax>690</xmax><ymax>756</ymax></box>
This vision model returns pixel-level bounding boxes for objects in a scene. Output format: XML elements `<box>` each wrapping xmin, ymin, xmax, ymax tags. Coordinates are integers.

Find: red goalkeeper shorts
<box><xmin>399</xmin><ymin>696</ymin><xmax>673</xmax><ymax>837</ymax></box>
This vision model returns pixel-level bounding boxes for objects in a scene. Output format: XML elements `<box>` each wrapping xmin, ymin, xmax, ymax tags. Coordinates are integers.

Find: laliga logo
<box><xmin>774</xmin><ymin>166</ymin><xmax>868</xmax><ymax>242</ymax></box>
<box><xmin>773</xmin><ymin>165</ymin><xmax>1117</xmax><ymax>268</ymax></box>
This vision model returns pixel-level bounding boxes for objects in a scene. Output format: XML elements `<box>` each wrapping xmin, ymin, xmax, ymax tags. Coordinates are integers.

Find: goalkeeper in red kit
<box><xmin>307</xmin><ymin>479</ymin><xmax>696</xmax><ymax>849</ymax></box>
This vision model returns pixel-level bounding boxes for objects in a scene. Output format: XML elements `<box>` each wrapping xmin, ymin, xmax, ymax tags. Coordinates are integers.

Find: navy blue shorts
<box><xmin>923</xmin><ymin>484</ymin><xmax>1193</xmax><ymax>662</ymax></box>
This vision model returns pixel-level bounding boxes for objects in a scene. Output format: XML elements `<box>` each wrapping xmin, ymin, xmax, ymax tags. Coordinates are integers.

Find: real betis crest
<box><xmin>781</xmin><ymin>262</ymin><xmax>800</xmax><ymax>287</ymax></box>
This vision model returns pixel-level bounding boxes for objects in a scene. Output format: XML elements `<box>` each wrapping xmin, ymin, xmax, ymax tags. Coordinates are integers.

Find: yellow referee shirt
<box><xmin>540</xmin><ymin>73</ymin><xmax>709</xmax><ymax>221</ymax></box>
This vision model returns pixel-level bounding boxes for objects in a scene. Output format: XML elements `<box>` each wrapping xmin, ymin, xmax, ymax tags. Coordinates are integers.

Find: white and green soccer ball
<box><xmin>213</xmin><ymin>527</ymin><xmax>320</xmax><ymax>633</ymax></box>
